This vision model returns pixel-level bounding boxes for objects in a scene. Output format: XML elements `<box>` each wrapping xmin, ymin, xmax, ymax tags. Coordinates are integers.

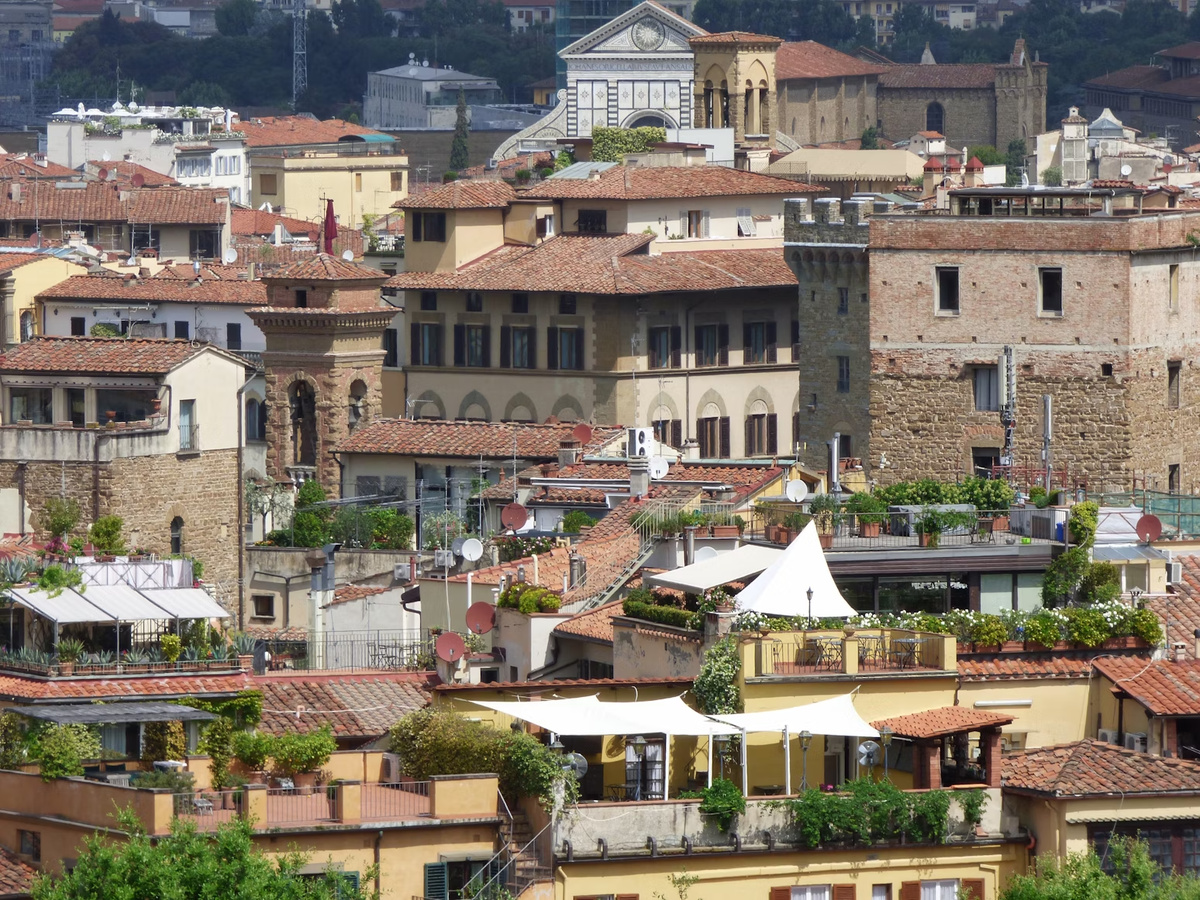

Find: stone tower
<box><xmin>1060</xmin><ymin>106</ymin><xmax>1089</xmax><ymax>185</ymax></box>
<box><xmin>689</xmin><ymin>31</ymin><xmax>781</xmax><ymax>167</ymax></box>
<box><xmin>249</xmin><ymin>254</ymin><xmax>392</xmax><ymax>496</ymax></box>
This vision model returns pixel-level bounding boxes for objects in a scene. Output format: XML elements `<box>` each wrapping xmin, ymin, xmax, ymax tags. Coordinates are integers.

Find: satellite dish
<box><xmin>785</xmin><ymin>480</ymin><xmax>809</xmax><ymax>503</ymax></box>
<box><xmin>96</xmin><ymin>167</ymin><xmax>108</xmax><ymax>181</ymax></box>
<box><xmin>562</xmin><ymin>751</ymin><xmax>589</xmax><ymax>779</ymax></box>
<box><xmin>222</xmin><ymin>248</ymin><xmax>238</xmax><ymax>264</ymax></box>
<box><xmin>131</xmin><ymin>173</ymin><xmax>145</xmax><ymax>188</ymax></box>
<box><xmin>857</xmin><ymin>740</ymin><xmax>882</xmax><ymax>767</ymax></box>
<box><xmin>1136</xmin><ymin>514</ymin><xmax>1162</xmax><ymax>543</ymax></box>
<box><xmin>451</xmin><ymin>536</ymin><xmax>467</xmax><ymax>556</ymax></box>
<box><xmin>501</xmin><ymin>503</ymin><xmax>528</xmax><ymax>530</ymax></box>
<box><xmin>461</xmin><ymin>537</ymin><xmax>484</xmax><ymax>561</ymax></box>
<box><xmin>1120</xmin><ymin>164</ymin><xmax>1133</xmax><ymax>177</ymax></box>
<box><xmin>341</xmin><ymin>249</ymin><xmax>354</xmax><ymax>261</ymax></box>
<box><xmin>649</xmin><ymin>456</ymin><xmax>669</xmax><ymax>480</ymax></box>
<box><xmin>572</xmin><ymin>422</ymin><xmax>593</xmax><ymax>444</ymax></box>
<box><xmin>435</xmin><ymin>631</ymin><xmax>466</xmax><ymax>662</ymax></box>
<box><xmin>465</xmin><ymin>601</ymin><xmax>496</xmax><ymax>634</ymax></box>
<box><xmin>694</xmin><ymin>546</ymin><xmax>719</xmax><ymax>562</ymax></box>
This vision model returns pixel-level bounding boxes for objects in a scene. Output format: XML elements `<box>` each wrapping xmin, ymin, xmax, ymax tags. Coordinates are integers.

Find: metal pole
<box><xmin>740</xmin><ymin>728</ymin><xmax>748</xmax><ymax>797</ymax></box>
<box><xmin>783</xmin><ymin>725</ymin><xmax>791</xmax><ymax>795</ymax></box>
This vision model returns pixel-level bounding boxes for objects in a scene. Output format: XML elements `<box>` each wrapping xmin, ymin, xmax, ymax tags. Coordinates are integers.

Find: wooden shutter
<box><xmin>670</xmin><ymin>326</ymin><xmax>681</xmax><ymax>367</ymax></box>
<box><xmin>453</xmin><ymin>324</ymin><xmax>465</xmax><ymax>367</ymax></box>
<box><xmin>482</xmin><ymin>326</ymin><xmax>491</xmax><ymax>367</ymax></box>
<box><xmin>833</xmin><ymin>887</ymin><xmax>856</xmax><ymax>900</ymax></box>
<box><xmin>574</xmin><ymin>328</ymin><xmax>585</xmax><ymax>369</ymax></box>
<box><xmin>424</xmin><ymin>862</ymin><xmax>448</xmax><ymax>900</ymax></box>
<box><xmin>410</xmin><ymin>323</ymin><xmax>420</xmax><ymax>366</ymax></box>
<box><xmin>671</xmin><ymin>420</ymin><xmax>682</xmax><ymax>448</ymax></box>
<box><xmin>694</xmin><ymin>325</ymin><xmax>704</xmax><ymax>364</ymax></box>
<box><xmin>900</xmin><ymin>882</ymin><xmax>921</xmax><ymax>900</ymax></box>
<box><xmin>500</xmin><ymin>325</ymin><xmax>511</xmax><ymax>368</ymax></box>
<box><xmin>616</xmin><ymin>895</ymin><xmax>640</xmax><ymax>900</ymax></box>
<box><xmin>702</xmin><ymin>210</ymin><xmax>710</xmax><ymax>238</ymax></box>
<box><xmin>960</xmin><ymin>880</ymin><xmax>985</xmax><ymax>900</ymax></box>
<box><xmin>547</xmin><ymin>326</ymin><xmax>559</xmax><ymax>369</ymax></box>
<box><xmin>766</xmin><ymin>321</ymin><xmax>777</xmax><ymax>362</ymax></box>
<box><xmin>770</xmin><ymin>888</ymin><xmax>792</xmax><ymax>900</ymax></box>
<box><xmin>767</xmin><ymin>414</ymin><xmax>777</xmax><ymax>454</ymax></box>
<box><xmin>718</xmin><ymin>324</ymin><xmax>729</xmax><ymax>366</ymax></box>
<box><xmin>696</xmin><ymin>419</ymin><xmax>705</xmax><ymax>456</ymax></box>
<box><xmin>745</xmin><ymin>417</ymin><xmax>755</xmax><ymax>455</ymax></box>
<box><xmin>719</xmin><ymin>416</ymin><xmax>730</xmax><ymax>458</ymax></box>
<box><xmin>433</xmin><ymin>325</ymin><xmax>443</xmax><ymax>366</ymax></box>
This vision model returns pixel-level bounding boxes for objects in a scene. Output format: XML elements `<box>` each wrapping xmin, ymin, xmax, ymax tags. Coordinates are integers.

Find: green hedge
<box><xmin>621</xmin><ymin>599</ymin><xmax>694</xmax><ymax>629</ymax></box>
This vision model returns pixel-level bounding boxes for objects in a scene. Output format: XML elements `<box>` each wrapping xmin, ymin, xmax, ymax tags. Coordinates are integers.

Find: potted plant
<box><xmin>56</xmin><ymin>637</ymin><xmax>85</xmax><ymax>676</ymax></box>
<box><xmin>696</xmin><ymin>777</ymin><xmax>746</xmax><ymax>832</ymax></box>
<box><xmin>270</xmin><ymin>726</ymin><xmax>336</xmax><ymax>789</ymax></box>
<box><xmin>88</xmin><ymin>515</ymin><xmax>126</xmax><ymax>560</ymax></box>
<box><xmin>808</xmin><ymin>493</ymin><xmax>843</xmax><ymax>549</ymax></box>
<box><xmin>710</xmin><ymin>514</ymin><xmax>740</xmax><ymax>539</ymax></box>
<box><xmin>231</xmin><ymin>632</ymin><xmax>256</xmax><ymax>671</ymax></box>
<box><xmin>845</xmin><ymin>492</ymin><xmax>888</xmax><ymax>538</ymax></box>
<box><xmin>199</xmin><ymin>717</ymin><xmax>235</xmax><ymax>804</ymax></box>
<box><xmin>232</xmin><ymin>730</ymin><xmax>274</xmax><ymax>783</ymax></box>
<box><xmin>783</xmin><ymin>511</ymin><xmax>810</xmax><ymax>543</ymax></box>
<box><xmin>915</xmin><ymin>507</ymin><xmax>943</xmax><ymax>548</ymax></box>
<box><xmin>160</xmin><ymin>634</ymin><xmax>182</xmax><ymax>665</ymax></box>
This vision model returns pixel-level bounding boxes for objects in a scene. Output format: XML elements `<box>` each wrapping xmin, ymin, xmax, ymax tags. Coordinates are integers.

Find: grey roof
<box><xmin>550</xmin><ymin>160</ymin><xmax>619</xmax><ymax>180</ymax></box>
<box><xmin>12</xmin><ymin>702</ymin><xmax>217</xmax><ymax>725</ymax></box>
<box><xmin>373</xmin><ymin>65</ymin><xmax>495</xmax><ymax>82</ymax></box>
<box><xmin>1093</xmin><ymin>544</ymin><xmax>1167</xmax><ymax>562</ymax></box>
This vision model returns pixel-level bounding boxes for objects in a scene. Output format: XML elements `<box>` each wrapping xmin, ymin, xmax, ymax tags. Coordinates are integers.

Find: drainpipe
<box><xmin>236</xmin><ymin>376</ymin><xmax>253</xmax><ymax>630</ymax></box>
<box><xmin>15</xmin><ymin>462</ymin><xmax>25</xmax><ymax>536</ymax></box>
<box><xmin>373</xmin><ymin>830</ymin><xmax>383</xmax><ymax>897</ymax></box>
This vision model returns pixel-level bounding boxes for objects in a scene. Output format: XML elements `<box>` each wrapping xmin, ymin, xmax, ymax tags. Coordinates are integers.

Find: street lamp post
<box><xmin>880</xmin><ymin>726</ymin><xmax>893</xmax><ymax>781</ymax></box>
<box><xmin>629</xmin><ymin>734</ymin><xmax>647</xmax><ymax>800</ymax></box>
<box><xmin>800</xmin><ymin>730</ymin><xmax>813</xmax><ymax>790</ymax></box>
<box><xmin>807</xmin><ymin>586</ymin><xmax>814</xmax><ymax>626</ymax></box>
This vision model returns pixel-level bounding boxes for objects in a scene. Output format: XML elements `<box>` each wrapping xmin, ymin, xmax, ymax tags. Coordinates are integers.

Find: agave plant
<box><xmin>123</xmin><ymin>648</ymin><xmax>149</xmax><ymax>664</ymax></box>
<box><xmin>231</xmin><ymin>632</ymin><xmax>256</xmax><ymax>655</ymax></box>
<box><xmin>90</xmin><ymin>649</ymin><xmax>117</xmax><ymax>665</ymax></box>
<box><xmin>179</xmin><ymin>645</ymin><xmax>202</xmax><ymax>662</ymax></box>
<box><xmin>0</xmin><ymin>558</ymin><xmax>32</xmax><ymax>586</ymax></box>
<box><xmin>209</xmin><ymin>643</ymin><xmax>230</xmax><ymax>662</ymax></box>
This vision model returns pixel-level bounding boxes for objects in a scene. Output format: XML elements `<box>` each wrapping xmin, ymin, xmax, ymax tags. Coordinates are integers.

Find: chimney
<box><xmin>568</xmin><ymin>552</ymin><xmax>585</xmax><ymax>588</ymax></box>
<box><xmin>539</xmin><ymin>463</ymin><xmax>556</xmax><ymax>477</ymax></box>
<box><xmin>10</xmin><ymin>183</ymin><xmax>21</xmax><ymax>203</ymax></box>
<box><xmin>681</xmin><ymin>438</ymin><xmax>700</xmax><ymax>460</ymax></box>
<box><xmin>558</xmin><ymin>438</ymin><xmax>581</xmax><ymax>467</ymax></box>
<box><xmin>685</xmin><ymin>525</ymin><xmax>697</xmax><ymax>565</ymax></box>
<box><xmin>628</xmin><ymin>455</ymin><xmax>650</xmax><ymax>498</ymax></box>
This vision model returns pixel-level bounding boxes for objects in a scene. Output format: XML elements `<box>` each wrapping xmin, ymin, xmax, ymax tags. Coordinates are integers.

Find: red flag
<box><xmin>323</xmin><ymin>198</ymin><xmax>338</xmax><ymax>255</ymax></box>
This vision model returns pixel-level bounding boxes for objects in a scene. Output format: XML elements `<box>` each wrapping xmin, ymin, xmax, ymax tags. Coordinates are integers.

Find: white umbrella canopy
<box><xmin>735</xmin><ymin>521</ymin><xmax>855</xmax><ymax>618</ymax></box>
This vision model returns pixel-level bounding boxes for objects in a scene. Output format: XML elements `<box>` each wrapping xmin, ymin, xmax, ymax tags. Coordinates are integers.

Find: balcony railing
<box><xmin>752</xmin><ymin>628</ymin><xmax>955</xmax><ymax>678</ymax></box>
<box><xmin>179</xmin><ymin>422</ymin><xmax>199</xmax><ymax>452</ymax></box>
<box><xmin>752</xmin><ymin>509</ymin><xmax>1060</xmax><ymax>552</ymax></box>
<box><xmin>258</xmin><ymin>628</ymin><xmax>438</xmax><ymax>672</ymax></box>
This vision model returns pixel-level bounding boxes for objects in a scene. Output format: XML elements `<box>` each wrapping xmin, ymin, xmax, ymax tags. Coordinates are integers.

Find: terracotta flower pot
<box><xmin>860</xmin><ymin>521</ymin><xmax>881</xmax><ymax>538</ymax></box>
<box><xmin>818</xmin><ymin>533</ymin><xmax>834</xmax><ymax>550</ymax></box>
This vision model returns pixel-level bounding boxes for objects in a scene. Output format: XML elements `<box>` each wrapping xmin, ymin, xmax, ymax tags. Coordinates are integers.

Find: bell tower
<box><xmin>689</xmin><ymin>30</ymin><xmax>781</xmax><ymax>168</ymax></box>
<box><xmin>249</xmin><ymin>254</ymin><xmax>393</xmax><ymax>495</ymax></box>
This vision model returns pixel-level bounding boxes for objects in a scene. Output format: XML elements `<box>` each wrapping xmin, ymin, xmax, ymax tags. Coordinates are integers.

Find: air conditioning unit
<box><xmin>1124</xmin><ymin>732</ymin><xmax>1147</xmax><ymax>753</ymax></box>
<box><xmin>1000</xmin><ymin>733</ymin><xmax>1025</xmax><ymax>752</ymax></box>
<box><xmin>1170</xmin><ymin>561</ymin><xmax>1183</xmax><ymax>584</ymax></box>
<box><xmin>825</xmin><ymin>735</ymin><xmax>845</xmax><ymax>754</ymax></box>
<box><xmin>394</xmin><ymin>563</ymin><xmax>407</xmax><ymax>581</ymax></box>
<box><xmin>1097</xmin><ymin>728</ymin><xmax>1119</xmax><ymax>744</ymax></box>
<box><xmin>382</xmin><ymin>752</ymin><xmax>402</xmax><ymax>784</ymax></box>
<box><xmin>433</xmin><ymin>549</ymin><xmax>455</xmax><ymax>568</ymax></box>
<box><xmin>627</xmin><ymin>427</ymin><xmax>653</xmax><ymax>458</ymax></box>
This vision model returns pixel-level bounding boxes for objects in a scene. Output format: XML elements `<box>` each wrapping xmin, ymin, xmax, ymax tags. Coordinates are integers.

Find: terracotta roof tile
<box><xmin>458</xmin><ymin>153</ymin><xmax>554</xmax><ymax>180</ymax></box>
<box><xmin>87</xmin><ymin>159</ymin><xmax>177</xmax><ymax>187</ymax></box>
<box><xmin>231</xmin><ymin>207</ymin><xmax>318</xmax><ymax>238</ymax></box>
<box><xmin>553</xmin><ymin>599</ymin><xmax>621</xmax><ymax>643</ymax></box>
<box><xmin>0</xmin><ymin>254</ymin><xmax>47</xmax><ymax>274</ymax></box>
<box><xmin>0</xmin><ymin>847</ymin><xmax>37</xmax><ymax>897</ymax></box>
<box><xmin>1093</xmin><ymin>656</ymin><xmax>1200</xmax><ymax>716</ymax></box>
<box><xmin>522</xmin><ymin>165</ymin><xmax>819</xmax><ymax>200</ymax></box>
<box><xmin>1152</xmin><ymin>554</ymin><xmax>1200</xmax><ymax>657</ymax></box>
<box><xmin>334</xmin><ymin>418</ymin><xmax>621</xmax><ymax>459</ymax></box>
<box><xmin>958</xmin><ymin>652</ymin><xmax>1098</xmax><ymax>681</ymax></box>
<box><xmin>0</xmin><ymin>182</ymin><xmax>227</xmax><ymax>225</ymax></box>
<box><xmin>393</xmin><ymin>180</ymin><xmax>517</xmax><ymax>210</ymax></box>
<box><xmin>1160</xmin><ymin>42</ymin><xmax>1200</xmax><ymax>59</ymax></box>
<box><xmin>0</xmin><ymin>154</ymin><xmax>76</xmax><ymax>179</ymax></box>
<box><xmin>0</xmin><ymin>671</ymin><xmax>252</xmax><ymax>703</ymax></box>
<box><xmin>1004</xmin><ymin>738</ymin><xmax>1200</xmax><ymax>796</ymax></box>
<box><xmin>256</xmin><ymin>671</ymin><xmax>432</xmax><ymax>738</ymax></box>
<box><xmin>776</xmin><ymin>41</ymin><xmax>886</xmax><ymax>80</ymax></box>
<box><xmin>1084</xmin><ymin>66</ymin><xmax>1171</xmax><ymax>91</ymax></box>
<box><xmin>0</xmin><ymin>336</ymin><xmax>218</xmax><ymax>375</ymax></box>
<box><xmin>124</xmin><ymin>187</ymin><xmax>229</xmax><ymax>225</ymax></box>
<box><xmin>871</xmin><ymin>705</ymin><xmax>1013</xmax><ymax>738</ymax></box>
<box><xmin>435</xmin><ymin>675</ymin><xmax>694</xmax><ymax>691</ymax></box>
<box><xmin>384</xmin><ymin>235</ymin><xmax>797</xmax><ymax>295</ymax></box>
<box><xmin>328</xmin><ymin>583</ymin><xmax>387</xmax><ymax>607</ymax></box>
<box><xmin>239</xmin><ymin>116</ymin><xmax>388</xmax><ymax>148</ymax></box>
<box><xmin>38</xmin><ymin>273</ymin><xmax>267</xmax><ymax>306</ymax></box>
<box><xmin>481</xmin><ymin>459</ymin><xmax>785</xmax><ymax>500</ymax></box>
<box><xmin>880</xmin><ymin>64</ymin><xmax>1000</xmax><ymax>90</ymax></box>
<box><xmin>689</xmin><ymin>30</ymin><xmax>783</xmax><ymax>44</ymax></box>
<box><xmin>263</xmin><ymin>253</ymin><xmax>385</xmax><ymax>282</ymax></box>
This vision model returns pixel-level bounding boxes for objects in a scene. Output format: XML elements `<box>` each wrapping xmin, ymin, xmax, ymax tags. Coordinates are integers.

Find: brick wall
<box><xmin>777</xmin><ymin>75</ymin><xmax>878</xmax><ymax>146</ymax></box>
<box><xmin>877</xmin><ymin>87</ymin><xmax>997</xmax><ymax>148</ymax></box>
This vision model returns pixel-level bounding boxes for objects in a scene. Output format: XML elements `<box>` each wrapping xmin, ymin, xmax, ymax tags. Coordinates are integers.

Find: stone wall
<box><xmin>612</xmin><ymin>617</ymin><xmax>704</xmax><ymax>679</ymax></box>
<box><xmin>877</xmin><ymin>86</ymin><xmax>997</xmax><ymax>148</ymax></box>
<box><xmin>777</xmin><ymin>75</ymin><xmax>878</xmax><ymax>147</ymax></box>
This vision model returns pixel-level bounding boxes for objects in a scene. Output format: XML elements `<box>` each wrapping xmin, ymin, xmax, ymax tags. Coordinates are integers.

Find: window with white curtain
<box><xmin>791</xmin><ymin>887</ymin><xmax>831</xmax><ymax>900</ymax></box>
<box><xmin>922</xmin><ymin>881</ymin><xmax>959</xmax><ymax>900</ymax></box>
<box><xmin>973</xmin><ymin>366</ymin><xmax>999</xmax><ymax>411</ymax></box>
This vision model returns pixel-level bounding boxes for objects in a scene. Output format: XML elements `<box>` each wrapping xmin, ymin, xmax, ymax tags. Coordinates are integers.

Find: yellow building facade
<box><xmin>249</xmin><ymin>146</ymin><xmax>409</xmax><ymax>228</ymax></box>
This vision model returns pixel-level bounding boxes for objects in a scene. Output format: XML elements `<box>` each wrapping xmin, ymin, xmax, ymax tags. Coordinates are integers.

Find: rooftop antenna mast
<box><xmin>292</xmin><ymin>0</ymin><xmax>308</xmax><ymax>108</ymax></box>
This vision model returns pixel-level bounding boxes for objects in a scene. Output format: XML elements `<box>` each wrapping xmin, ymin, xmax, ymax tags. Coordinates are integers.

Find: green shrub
<box><xmin>232</xmin><ymin>730</ymin><xmax>274</xmax><ymax>771</ymax></box>
<box><xmin>141</xmin><ymin>720</ymin><xmax>187</xmax><ymax>763</ymax></box>
<box><xmin>199</xmin><ymin>717</ymin><xmax>235</xmax><ymax>789</ymax></box>
<box><xmin>1042</xmin><ymin>547</ymin><xmax>1089</xmax><ymax>606</ymax></box>
<box><xmin>41</xmin><ymin>497</ymin><xmax>81</xmax><ymax>540</ymax></box>
<box><xmin>782</xmin><ymin>779</ymin><xmax>952</xmax><ymax>848</ymax></box>
<box><xmin>562</xmin><ymin>510</ymin><xmax>598</xmax><ymax>533</ymax></box>
<box><xmin>844</xmin><ymin>492</ymin><xmax>888</xmax><ymax>525</ymax></box>
<box><xmin>621</xmin><ymin>599</ymin><xmax>694</xmax><ymax>629</ymax></box>
<box><xmin>1068</xmin><ymin>501</ymin><xmax>1099</xmax><ymax>548</ymax></box>
<box><xmin>1064</xmin><ymin>606</ymin><xmax>1107</xmax><ymax>647</ymax></box>
<box><xmin>591</xmin><ymin>125</ymin><xmax>667</xmax><ymax>162</ymax></box>
<box><xmin>160</xmin><ymin>634</ymin><xmax>182</xmax><ymax>662</ymax></box>
<box><xmin>131</xmin><ymin>768</ymin><xmax>195</xmax><ymax>792</ymax></box>
<box><xmin>37</xmin><ymin>724</ymin><xmax>102</xmax><ymax>780</ymax></box>
<box><xmin>88</xmin><ymin>515</ymin><xmax>127</xmax><ymax>555</ymax></box>
<box><xmin>693</xmin><ymin>636</ymin><xmax>741</xmax><ymax>715</ymax></box>
<box><xmin>0</xmin><ymin>712</ymin><xmax>28</xmax><ymax>769</ymax></box>
<box><xmin>1126</xmin><ymin>608</ymin><xmax>1164</xmax><ymax>645</ymax></box>
<box><xmin>698</xmin><ymin>777</ymin><xmax>745</xmax><ymax>831</ymax></box>
<box><xmin>908</xmin><ymin>789</ymin><xmax>952</xmax><ymax>843</ymax></box>
<box><xmin>968</xmin><ymin>615</ymin><xmax>1008</xmax><ymax>647</ymax></box>
<box><xmin>1024</xmin><ymin>610</ymin><xmax>1062</xmax><ymax>648</ymax></box>
<box><xmin>270</xmin><ymin>726</ymin><xmax>336</xmax><ymax>776</ymax></box>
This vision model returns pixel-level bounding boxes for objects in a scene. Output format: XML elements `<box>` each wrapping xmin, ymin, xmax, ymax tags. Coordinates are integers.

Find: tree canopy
<box><xmin>32</xmin><ymin>812</ymin><xmax>372</xmax><ymax>900</ymax></box>
<box><xmin>1001</xmin><ymin>838</ymin><xmax>1200</xmax><ymax>900</ymax></box>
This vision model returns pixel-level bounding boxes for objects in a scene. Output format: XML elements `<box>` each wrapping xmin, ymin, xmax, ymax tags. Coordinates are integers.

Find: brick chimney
<box><xmin>628</xmin><ymin>456</ymin><xmax>650</xmax><ymax>498</ymax></box>
<box><xmin>558</xmin><ymin>439</ymin><xmax>580</xmax><ymax>467</ymax></box>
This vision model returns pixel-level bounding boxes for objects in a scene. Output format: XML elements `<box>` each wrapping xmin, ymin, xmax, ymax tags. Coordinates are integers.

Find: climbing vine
<box><xmin>693</xmin><ymin>636</ymin><xmax>741</xmax><ymax>716</ymax></box>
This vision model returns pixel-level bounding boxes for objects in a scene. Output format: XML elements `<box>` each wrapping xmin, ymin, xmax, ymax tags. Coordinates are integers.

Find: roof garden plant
<box><xmin>270</xmin><ymin>726</ymin><xmax>336</xmax><ymax>777</ymax></box>
<box><xmin>697</xmin><ymin>777</ymin><xmax>745</xmax><ymax>831</ymax></box>
<box><xmin>844</xmin><ymin>491</ymin><xmax>888</xmax><ymax>526</ymax></box>
<box><xmin>232</xmin><ymin>730</ymin><xmax>274</xmax><ymax>772</ymax></box>
<box><xmin>88</xmin><ymin>515</ymin><xmax>127</xmax><ymax>555</ymax></box>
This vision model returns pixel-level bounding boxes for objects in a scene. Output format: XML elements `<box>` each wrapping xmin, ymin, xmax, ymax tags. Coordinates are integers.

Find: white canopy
<box><xmin>81</xmin><ymin>584</ymin><xmax>172</xmax><ymax>622</ymax></box>
<box><xmin>139</xmin><ymin>589</ymin><xmax>231</xmax><ymax>619</ymax></box>
<box><xmin>713</xmin><ymin>693</ymin><xmax>879</xmax><ymax>738</ymax></box>
<box><xmin>734</xmin><ymin>521</ymin><xmax>855</xmax><ymax>618</ymax></box>
<box><xmin>468</xmin><ymin>695</ymin><xmax>740</xmax><ymax>737</ymax></box>
<box><xmin>646</xmin><ymin>544</ymin><xmax>781</xmax><ymax>593</ymax></box>
<box><xmin>8</xmin><ymin>587</ymin><xmax>113</xmax><ymax>624</ymax></box>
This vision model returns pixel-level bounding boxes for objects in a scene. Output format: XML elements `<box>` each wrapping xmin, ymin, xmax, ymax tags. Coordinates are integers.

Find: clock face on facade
<box><xmin>631</xmin><ymin>17</ymin><xmax>665</xmax><ymax>51</ymax></box>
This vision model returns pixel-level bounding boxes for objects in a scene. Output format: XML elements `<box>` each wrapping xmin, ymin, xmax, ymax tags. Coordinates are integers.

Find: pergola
<box><xmin>870</xmin><ymin>706</ymin><xmax>1015</xmax><ymax>789</ymax></box>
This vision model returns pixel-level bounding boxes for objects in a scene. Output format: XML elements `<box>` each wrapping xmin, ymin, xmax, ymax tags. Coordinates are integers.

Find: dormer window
<box><xmin>295</xmin><ymin>289</ymin><xmax>308</xmax><ymax>308</ymax></box>
<box><xmin>412</xmin><ymin>212</ymin><xmax>447</xmax><ymax>242</ymax></box>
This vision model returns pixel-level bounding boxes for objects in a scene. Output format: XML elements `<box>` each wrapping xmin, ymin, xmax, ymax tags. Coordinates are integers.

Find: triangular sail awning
<box><xmin>713</xmin><ymin>693</ymin><xmax>879</xmax><ymax>737</ymax></box>
<box><xmin>468</xmin><ymin>695</ymin><xmax>740</xmax><ymax>737</ymax></box>
<box><xmin>646</xmin><ymin>544</ymin><xmax>781</xmax><ymax>593</ymax></box>
<box><xmin>734</xmin><ymin>520</ymin><xmax>855</xmax><ymax>618</ymax></box>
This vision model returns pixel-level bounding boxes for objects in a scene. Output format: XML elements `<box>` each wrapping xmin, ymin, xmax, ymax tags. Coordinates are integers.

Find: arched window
<box><xmin>245</xmin><ymin>398</ymin><xmax>266</xmax><ymax>442</ymax></box>
<box><xmin>288</xmin><ymin>382</ymin><xmax>317</xmax><ymax>465</ymax></box>
<box><xmin>926</xmin><ymin>102</ymin><xmax>945</xmax><ymax>135</ymax></box>
<box><xmin>170</xmin><ymin>516</ymin><xmax>184</xmax><ymax>555</ymax></box>
<box><xmin>348</xmin><ymin>380</ymin><xmax>368</xmax><ymax>431</ymax></box>
<box><xmin>19</xmin><ymin>311</ymin><xmax>33</xmax><ymax>343</ymax></box>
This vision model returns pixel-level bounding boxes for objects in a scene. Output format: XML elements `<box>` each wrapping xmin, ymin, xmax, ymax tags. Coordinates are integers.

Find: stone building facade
<box><xmin>774</xmin><ymin>41</ymin><xmax>883</xmax><ymax>147</ymax></box>
<box><xmin>876</xmin><ymin>40</ymin><xmax>1047</xmax><ymax>150</ymax></box>
<box><xmin>251</xmin><ymin>255</ymin><xmax>392</xmax><ymax>496</ymax></box>
<box><xmin>785</xmin><ymin>193</ymin><xmax>1200</xmax><ymax>492</ymax></box>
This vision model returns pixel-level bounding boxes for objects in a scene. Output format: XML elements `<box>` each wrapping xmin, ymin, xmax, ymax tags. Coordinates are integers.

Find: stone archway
<box><xmin>457</xmin><ymin>390</ymin><xmax>493</xmax><ymax>422</ymax></box>
<box><xmin>504</xmin><ymin>393</ymin><xmax>538</xmax><ymax>423</ymax></box>
<box><xmin>411</xmin><ymin>390</ymin><xmax>446</xmax><ymax>420</ymax></box>
<box><xmin>550</xmin><ymin>395</ymin><xmax>584</xmax><ymax>422</ymax></box>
